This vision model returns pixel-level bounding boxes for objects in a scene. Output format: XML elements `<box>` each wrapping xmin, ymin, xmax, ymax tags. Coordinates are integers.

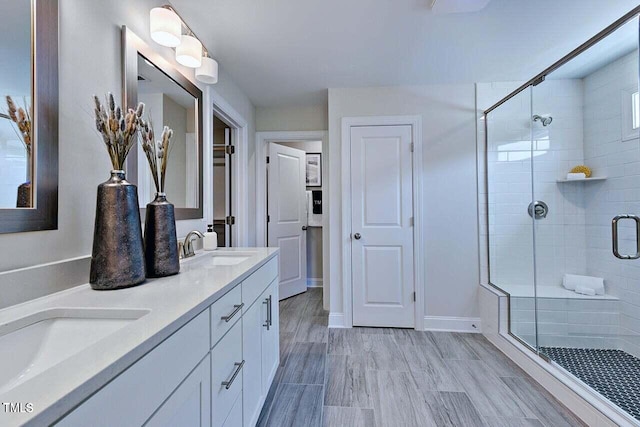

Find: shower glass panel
<box><xmin>487</xmin><ymin>13</ymin><xmax>640</xmax><ymax>423</ymax></box>
<box><xmin>531</xmin><ymin>17</ymin><xmax>640</xmax><ymax>420</ymax></box>
<box><xmin>486</xmin><ymin>88</ymin><xmax>537</xmax><ymax>348</ymax></box>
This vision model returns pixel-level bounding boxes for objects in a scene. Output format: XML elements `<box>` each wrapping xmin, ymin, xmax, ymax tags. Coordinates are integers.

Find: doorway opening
<box><xmin>256</xmin><ymin>131</ymin><xmax>329</xmax><ymax>309</ymax></box>
<box><xmin>268</xmin><ymin>141</ymin><xmax>323</xmax><ymax>300</ymax></box>
<box><xmin>213</xmin><ymin>113</ymin><xmax>234</xmax><ymax>247</ymax></box>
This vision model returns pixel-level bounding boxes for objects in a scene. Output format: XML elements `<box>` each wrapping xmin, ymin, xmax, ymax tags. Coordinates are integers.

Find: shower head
<box><xmin>533</xmin><ymin>114</ymin><xmax>553</xmax><ymax>126</ymax></box>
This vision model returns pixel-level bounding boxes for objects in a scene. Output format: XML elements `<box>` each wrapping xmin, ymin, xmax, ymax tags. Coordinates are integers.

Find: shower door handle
<box><xmin>612</xmin><ymin>215</ymin><xmax>640</xmax><ymax>260</ymax></box>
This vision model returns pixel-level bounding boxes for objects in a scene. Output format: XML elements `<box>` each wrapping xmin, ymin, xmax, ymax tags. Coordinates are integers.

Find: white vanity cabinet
<box><xmin>57</xmin><ymin>310</ymin><xmax>211</xmax><ymax>427</ymax></box>
<box><xmin>241</xmin><ymin>278</ymin><xmax>279</xmax><ymax>427</ymax></box>
<box><xmin>56</xmin><ymin>254</ymin><xmax>279</xmax><ymax>427</ymax></box>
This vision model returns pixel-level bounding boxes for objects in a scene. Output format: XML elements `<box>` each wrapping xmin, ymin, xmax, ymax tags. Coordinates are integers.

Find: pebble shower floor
<box><xmin>540</xmin><ymin>347</ymin><xmax>640</xmax><ymax>421</ymax></box>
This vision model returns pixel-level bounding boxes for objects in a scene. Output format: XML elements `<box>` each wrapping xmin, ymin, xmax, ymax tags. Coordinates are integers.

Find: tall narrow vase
<box><xmin>90</xmin><ymin>170</ymin><xmax>146</xmax><ymax>290</ymax></box>
<box><xmin>144</xmin><ymin>193</ymin><xmax>180</xmax><ymax>277</ymax></box>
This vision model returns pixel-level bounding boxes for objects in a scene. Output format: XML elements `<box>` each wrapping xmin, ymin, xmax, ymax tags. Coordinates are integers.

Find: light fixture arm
<box><xmin>161</xmin><ymin>4</ymin><xmax>210</xmax><ymax>58</ymax></box>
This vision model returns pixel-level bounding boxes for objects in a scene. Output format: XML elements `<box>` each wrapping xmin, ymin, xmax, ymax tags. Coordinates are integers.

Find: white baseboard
<box><xmin>307</xmin><ymin>278</ymin><xmax>323</xmax><ymax>288</ymax></box>
<box><xmin>328</xmin><ymin>312</ymin><xmax>346</xmax><ymax>328</ymax></box>
<box><xmin>423</xmin><ymin>316</ymin><xmax>481</xmax><ymax>333</ymax></box>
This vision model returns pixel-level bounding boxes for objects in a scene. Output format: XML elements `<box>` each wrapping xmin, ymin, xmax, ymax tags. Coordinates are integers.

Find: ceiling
<box><xmin>172</xmin><ymin>0</ymin><xmax>640</xmax><ymax>107</ymax></box>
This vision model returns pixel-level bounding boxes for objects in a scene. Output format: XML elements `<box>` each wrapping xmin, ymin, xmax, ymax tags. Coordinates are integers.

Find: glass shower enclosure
<box><xmin>484</xmin><ymin>8</ymin><xmax>640</xmax><ymax>423</ymax></box>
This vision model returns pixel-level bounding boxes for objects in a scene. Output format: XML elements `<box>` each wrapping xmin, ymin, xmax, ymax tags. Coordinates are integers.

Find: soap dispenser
<box><xmin>203</xmin><ymin>224</ymin><xmax>218</xmax><ymax>251</ymax></box>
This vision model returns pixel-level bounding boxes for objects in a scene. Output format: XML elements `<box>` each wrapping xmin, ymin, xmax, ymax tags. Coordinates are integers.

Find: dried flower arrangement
<box><xmin>5</xmin><ymin>96</ymin><xmax>32</xmax><ymax>156</ymax></box>
<box><xmin>93</xmin><ymin>93</ymin><xmax>144</xmax><ymax>170</ymax></box>
<box><xmin>139</xmin><ymin>117</ymin><xmax>174</xmax><ymax>194</ymax></box>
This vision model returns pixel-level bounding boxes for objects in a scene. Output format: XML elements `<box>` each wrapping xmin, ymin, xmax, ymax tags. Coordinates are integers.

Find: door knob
<box><xmin>354</xmin><ymin>233</ymin><xmax>361</xmax><ymax>240</ymax></box>
<box><xmin>302</xmin><ymin>225</ymin><xmax>308</xmax><ymax>231</ymax></box>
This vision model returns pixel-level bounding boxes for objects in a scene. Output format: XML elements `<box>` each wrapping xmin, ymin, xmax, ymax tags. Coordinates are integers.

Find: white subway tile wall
<box><xmin>583</xmin><ymin>51</ymin><xmax>640</xmax><ymax>357</ymax></box>
<box><xmin>479</xmin><ymin>51</ymin><xmax>640</xmax><ymax>356</ymax></box>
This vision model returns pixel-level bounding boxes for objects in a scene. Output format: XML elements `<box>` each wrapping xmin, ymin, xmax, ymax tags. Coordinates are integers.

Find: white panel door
<box><xmin>350</xmin><ymin>125</ymin><xmax>415</xmax><ymax>328</ymax></box>
<box><xmin>268</xmin><ymin>143</ymin><xmax>307</xmax><ymax>300</ymax></box>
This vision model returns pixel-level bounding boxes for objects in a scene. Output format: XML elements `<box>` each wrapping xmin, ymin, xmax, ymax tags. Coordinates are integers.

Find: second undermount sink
<box><xmin>0</xmin><ymin>308</ymin><xmax>149</xmax><ymax>394</ymax></box>
<box><xmin>209</xmin><ymin>254</ymin><xmax>252</xmax><ymax>266</ymax></box>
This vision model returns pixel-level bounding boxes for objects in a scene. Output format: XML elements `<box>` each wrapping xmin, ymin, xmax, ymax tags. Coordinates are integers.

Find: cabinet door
<box><xmin>261</xmin><ymin>279</ymin><xmax>279</xmax><ymax>394</ymax></box>
<box><xmin>211</xmin><ymin>320</ymin><xmax>243</xmax><ymax>427</ymax></box>
<box><xmin>57</xmin><ymin>310</ymin><xmax>210</xmax><ymax>427</ymax></box>
<box><xmin>242</xmin><ymin>299</ymin><xmax>264</xmax><ymax>427</ymax></box>
<box><xmin>145</xmin><ymin>354</ymin><xmax>211</xmax><ymax>427</ymax></box>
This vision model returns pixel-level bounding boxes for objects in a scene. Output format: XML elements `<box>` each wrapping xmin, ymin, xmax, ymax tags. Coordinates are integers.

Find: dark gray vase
<box><xmin>144</xmin><ymin>193</ymin><xmax>180</xmax><ymax>278</ymax></box>
<box><xmin>90</xmin><ymin>170</ymin><xmax>146</xmax><ymax>290</ymax></box>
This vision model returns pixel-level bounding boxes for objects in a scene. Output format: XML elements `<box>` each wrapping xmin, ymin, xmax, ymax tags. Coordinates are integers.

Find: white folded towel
<box><xmin>563</xmin><ymin>274</ymin><xmax>605</xmax><ymax>295</ymax></box>
<box><xmin>575</xmin><ymin>285</ymin><xmax>596</xmax><ymax>296</ymax></box>
<box><xmin>566</xmin><ymin>173</ymin><xmax>586</xmax><ymax>180</ymax></box>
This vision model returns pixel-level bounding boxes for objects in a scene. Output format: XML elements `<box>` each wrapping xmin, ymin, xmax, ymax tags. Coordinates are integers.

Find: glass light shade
<box><xmin>175</xmin><ymin>35</ymin><xmax>202</xmax><ymax>68</ymax></box>
<box><xmin>196</xmin><ymin>57</ymin><xmax>219</xmax><ymax>84</ymax></box>
<box><xmin>150</xmin><ymin>7</ymin><xmax>182</xmax><ymax>47</ymax></box>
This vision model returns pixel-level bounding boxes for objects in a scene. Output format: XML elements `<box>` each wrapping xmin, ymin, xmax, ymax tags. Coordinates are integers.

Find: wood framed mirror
<box><xmin>0</xmin><ymin>0</ymin><xmax>59</xmax><ymax>233</ymax></box>
<box><xmin>122</xmin><ymin>26</ymin><xmax>203</xmax><ymax>220</ymax></box>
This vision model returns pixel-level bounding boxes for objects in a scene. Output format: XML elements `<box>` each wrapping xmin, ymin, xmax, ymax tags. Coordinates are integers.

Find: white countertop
<box><xmin>0</xmin><ymin>247</ymin><xmax>278</xmax><ymax>427</ymax></box>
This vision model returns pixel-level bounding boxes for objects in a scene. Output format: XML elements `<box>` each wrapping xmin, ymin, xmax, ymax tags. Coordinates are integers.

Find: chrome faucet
<box><xmin>180</xmin><ymin>230</ymin><xmax>204</xmax><ymax>259</ymax></box>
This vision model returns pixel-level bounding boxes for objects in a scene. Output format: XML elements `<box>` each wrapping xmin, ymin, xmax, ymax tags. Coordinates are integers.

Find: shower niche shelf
<box><xmin>556</xmin><ymin>176</ymin><xmax>607</xmax><ymax>183</ymax></box>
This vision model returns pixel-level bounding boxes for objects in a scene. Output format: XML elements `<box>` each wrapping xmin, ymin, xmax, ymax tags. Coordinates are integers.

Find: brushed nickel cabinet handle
<box><xmin>221</xmin><ymin>303</ymin><xmax>244</xmax><ymax>322</ymax></box>
<box><xmin>221</xmin><ymin>360</ymin><xmax>245</xmax><ymax>389</ymax></box>
<box><xmin>263</xmin><ymin>298</ymin><xmax>270</xmax><ymax>330</ymax></box>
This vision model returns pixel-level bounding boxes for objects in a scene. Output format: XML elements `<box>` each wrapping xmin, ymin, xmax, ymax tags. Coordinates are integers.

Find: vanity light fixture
<box><xmin>149</xmin><ymin>7</ymin><xmax>182</xmax><ymax>47</ymax></box>
<box><xmin>196</xmin><ymin>55</ymin><xmax>218</xmax><ymax>84</ymax></box>
<box><xmin>149</xmin><ymin>5</ymin><xmax>218</xmax><ymax>83</ymax></box>
<box><xmin>175</xmin><ymin>34</ymin><xmax>202</xmax><ymax>68</ymax></box>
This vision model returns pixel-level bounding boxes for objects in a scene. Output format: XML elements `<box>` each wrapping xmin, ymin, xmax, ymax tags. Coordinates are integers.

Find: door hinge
<box><xmin>410</xmin><ymin>142</ymin><xmax>414</xmax><ymax>153</ymax></box>
<box><xmin>225</xmin><ymin>215</ymin><xmax>236</xmax><ymax>225</ymax></box>
<box><xmin>225</xmin><ymin>145</ymin><xmax>235</xmax><ymax>155</ymax></box>
<box><xmin>267</xmin><ymin>215</ymin><xmax>270</xmax><ymax>223</ymax></box>
<box><xmin>266</xmin><ymin>156</ymin><xmax>270</xmax><ymax>164</ymax></box>
<box><xmin>410</xmin><ymin>217</ymin><xmax>414</xmax><ymax>227</ymax></box>
<box><xmin>532</xmin><ymin>75</ymin><xmax>546</xmax><ymax>86</ymax></box>
<box><xmin>412</xmin><ymin>292</ymin><xmax>416</xmax><ymax>302</ymax></box>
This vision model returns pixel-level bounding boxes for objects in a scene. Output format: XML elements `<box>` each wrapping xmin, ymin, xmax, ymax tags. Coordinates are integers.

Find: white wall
<box><xmin>480</xmin><ymin>80</ymin><xmax>587</xmax><ymax>291</ymax></box>
<box><xmin>583</xmin><ymin>51</ymin><xmax>640</xmax><ymax>356</ymax></box>
<box><xmin>0</xmin><ymin>0</ymin><xmax>256</xmax><ymax>279</ymax></box>
<box><xmin>328</xmin><ymin>85</ymin><xmax>480</xmax><ymax>324</ymax></box>
<box><xmin>256</xmin><ymin>105</ymin><xmax>328</xmax><ymax>132</ymax></box>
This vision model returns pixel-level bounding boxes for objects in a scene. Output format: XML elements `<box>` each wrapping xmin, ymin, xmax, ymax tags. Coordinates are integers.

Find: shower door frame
<box><xmin>482</xmin><ymin>5</ymin><xmax>640</xmax><ymax>425</ymax></box>
<box><xmin>483</xmin><ymin>5</ymin><xmax>640</xmax><ymax>349</ymax></box>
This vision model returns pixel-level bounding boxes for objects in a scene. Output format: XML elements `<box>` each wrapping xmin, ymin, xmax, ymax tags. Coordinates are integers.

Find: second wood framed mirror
<box><xmin>122</xmin><ymin>26</ymin><xmax>203</xmax><ymax>220</ymax></box>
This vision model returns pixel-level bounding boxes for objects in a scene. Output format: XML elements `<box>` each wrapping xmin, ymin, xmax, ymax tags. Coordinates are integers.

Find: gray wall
<box><xmin>256</xmin><ymin>105</ymin><xmax>328</xmax><ymax>132</ymax></box>
<box><xmin>162</xmin><ymin>94</ymin><xmax>188</xmax><ymax>206</ymax></box>
<box><xmin>328</xmin><ymin>85</ymin><xmax>479</xmax><ymax>321</ymax></box>
<box><xmin>0</xmin><ymin>0</ymin><xmax>256</xmax><ymax>285</ymax></box>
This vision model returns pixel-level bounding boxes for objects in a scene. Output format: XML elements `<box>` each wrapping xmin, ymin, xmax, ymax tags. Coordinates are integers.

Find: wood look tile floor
<box><xmin>257</xmin><ymin>289</ymin><xmax>585</xmax><ymax>427</ymax></box>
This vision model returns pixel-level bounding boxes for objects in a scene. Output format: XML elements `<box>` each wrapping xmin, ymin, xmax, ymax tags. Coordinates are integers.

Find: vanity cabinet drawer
<box><xmin>211</xmin><ymin>284</ymin><xmax>242</xmax><ymax>347</ymax></box>
<box><xmin>211</xmin><ymin>319</ymin><xmax>243</xmax><ymax>427</ymax></box>
<box><xmin>242</xmin><ymin>256</ymin><xmax>278</xmax><ymax>309</ymax></box>
<box><xmin>57</xmin><ymin>309</ymin><xmax>210</xmax><ymax>427</ymax></box>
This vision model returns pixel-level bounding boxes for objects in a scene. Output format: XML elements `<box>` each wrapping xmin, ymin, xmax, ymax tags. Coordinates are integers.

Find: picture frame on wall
<box><xmin>306</xmin><ymin>153</ymin><xmax>322</xmax><ymax>187</ymax></box>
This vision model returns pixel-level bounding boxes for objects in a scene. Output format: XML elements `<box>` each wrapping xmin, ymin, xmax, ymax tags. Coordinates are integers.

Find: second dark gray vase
<box><xmin>90</xmin><ymin>170</ymin><xmax>146</xmax><ymax>290</ymax></box>
<box><xmin>144</xmin><ymin>193</ymin><xmax>180</xmax><ymax>278</ymax></box>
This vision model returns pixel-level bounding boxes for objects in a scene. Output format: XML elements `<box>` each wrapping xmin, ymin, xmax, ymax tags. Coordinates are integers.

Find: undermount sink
<box><xmin>183</xmin><ymin>249</ymin><xmax>258</xmax><ymax>266</ymax></box>
<box><xmin>0</xmin><ymin>308</ymin><xmax>149</xmax><ymax>394</ymax></box>
<box><xmin>210</xmin><ymin>255</ymin><xmax>251</xmax><ymax>266</ymax></box>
